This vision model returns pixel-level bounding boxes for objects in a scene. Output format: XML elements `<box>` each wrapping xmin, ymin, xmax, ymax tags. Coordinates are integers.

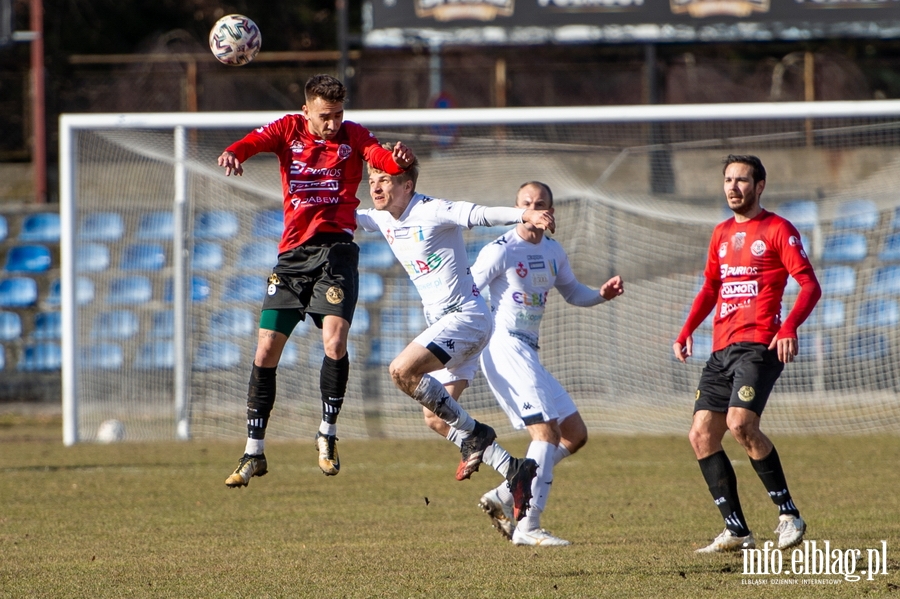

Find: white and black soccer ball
<box><xmin>96</xmin><ymin>419</ymin><xmax>125</xmax><ymax>443</ymax></box>
<box><xmin>209</xmin><ymin>14</ymin><xmax>261</xmax><ymax>66</ymax></box>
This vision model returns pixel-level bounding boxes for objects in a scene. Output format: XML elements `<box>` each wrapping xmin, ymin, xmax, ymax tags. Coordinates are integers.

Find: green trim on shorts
<box><xmin>259</xmin><ymin>309</ymin><xmax>303</xmax><ymax>336</ymax></box>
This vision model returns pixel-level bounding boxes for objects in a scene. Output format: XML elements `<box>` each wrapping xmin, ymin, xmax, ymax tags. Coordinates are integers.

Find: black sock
<box><xmin>750</xmin><ymin>446</ymin><xmax>800</xmax><ymax>517</ymax></box>
<box><xmin>320</xmin><ymin>354</ymin><xmax>349</xmax><ymax>425</ymax></box>
<box><xmin>247</xmin><ymin>364</ymin><xmax>277</xmax><ymax>441</ymax></box>
<box><xmin>698</xmin><ymin>450</ymin><xmax>750</xmax><ymax>536</ymax></box>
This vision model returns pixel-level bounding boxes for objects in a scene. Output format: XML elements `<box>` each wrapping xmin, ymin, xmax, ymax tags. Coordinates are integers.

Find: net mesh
<box><xmin>67</xmin><ymin>112</ymin><xmax>900</xmax><ymax>442</ymax></box>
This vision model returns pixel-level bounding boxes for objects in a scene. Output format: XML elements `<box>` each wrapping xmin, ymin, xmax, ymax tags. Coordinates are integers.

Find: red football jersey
<box><xmin>678</xmin><ymin>209</ymin><xmax>821</xmax><ymax>352</ymax></box>
<box><xmin>226</xmin><ymin>114</ymin><xmax>404</xmax><ymax>253</ymax></box>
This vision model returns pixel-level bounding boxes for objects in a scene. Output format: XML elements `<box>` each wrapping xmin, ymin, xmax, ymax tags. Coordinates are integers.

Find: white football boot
<box><xmin>774</xmin><ymin>515</ymin><xmax>806</xmax><ymax>550</ymax></box>
<box><xmin>478</xmin><ymin>488</ymin><xmax>516</xmax><ymax>540</ymax></box>
<box><xmin>695</xmin><ymin>528</ymin><xmax>756</xmax><ymax>553</ymax></box>
<box><xmin>512</xmin><ymin>528</ymin><xmax>571</xmax><ymax>547</ymax></box>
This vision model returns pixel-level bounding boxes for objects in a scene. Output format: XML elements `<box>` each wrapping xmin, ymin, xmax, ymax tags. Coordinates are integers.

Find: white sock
<box><xmin>517</xmin><ymin>440</ymin><xmax>557</xmax><ymax>532</ymax></box>
<box><xmin>483</xmin><ymin>442</ymin><xmax>512</xmax><ymax>476</ymax></box>
<box><xmin>318</xmin><ymin>421</ymin><xmax>337</xmax><ymax>436</ymax></box>
<box><xmin>412</xmin><ymin>375</ymin><xmax>475</xmax><ymax>433</ymax></box>
<box><xmin>446</xmin><ymin>427</ymin><xmax>463</xmax><ymax>448</ymax></box>
<box><xmin>245</xmin><ymin>438</ymin><xmax>264</xmax><ymax>455</ymax></box>
<box><xmin>554</xmin><ymin>444</ymin><xmax>571</xmax><ymax>466</ymax></box>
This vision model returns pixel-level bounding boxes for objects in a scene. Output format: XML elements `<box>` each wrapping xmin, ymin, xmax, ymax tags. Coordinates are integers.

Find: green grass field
<box><xmin>2</xmin><ymin>413</ymin><xmax>899</xmax><ymax>598</ymax></box>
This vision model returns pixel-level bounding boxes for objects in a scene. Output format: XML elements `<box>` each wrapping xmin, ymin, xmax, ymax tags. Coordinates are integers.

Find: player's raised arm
<box><xmin>392</xmin><ymin>141</ymin><xmax>416</xmax><ymax>169</ymax></box>
<box><xmin>217</xmin><ymin>151</ymin><xmax>243</xmax><ymax>177</ymax></box>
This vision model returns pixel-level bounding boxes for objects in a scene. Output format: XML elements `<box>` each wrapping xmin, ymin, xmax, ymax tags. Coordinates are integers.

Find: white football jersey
<box><xmin>357</xmin><ymin>193</ymin><xmax>483</xmax><ymax>322</ymax></box>
<box><xmin>472</xmin><ymin>228</ymin><xmax>601</xmax><ymax>345</ymax></box>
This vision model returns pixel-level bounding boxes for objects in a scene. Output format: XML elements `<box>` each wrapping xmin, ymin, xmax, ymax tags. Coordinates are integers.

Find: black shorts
<box><xmin>261</xmin><ymin>234</ymin><xmax>359</xmax><ymax>329</ymax></box>
<box><xmin>694</xmin><ymin>342</ymin><xmax>784</xmax><ymax>416</ymax></box>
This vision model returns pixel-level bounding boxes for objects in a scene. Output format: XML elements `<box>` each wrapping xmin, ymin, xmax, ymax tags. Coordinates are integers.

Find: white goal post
<box><xmin>60</xmin><ymin>100</ymin><xmax>900</xmax><ymax>445</ymax></box>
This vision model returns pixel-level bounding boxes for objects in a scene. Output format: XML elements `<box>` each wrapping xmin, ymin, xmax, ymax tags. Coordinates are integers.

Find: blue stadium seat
<box><xmin>17</xmin><ymin>343</ymin><xmax>61</xmax><ymax>371</ymax></box>
<box><xmin>4</xmin><ymin>245</ymin><xmax>51</xmax><ymax>273</ymax></box>
<box><xmin>681</xmin><ymin>307</ymin><xmax>714</xmax><ymax>330</ymax></box>
<box><xmin>194</xmin><ymin>210</ymin><xmax>239</xmax><ymax>239</ymax></box>
<box><xmin>76</xmin><ymin>243</ymin><xmax>110</xmax><ymax>272</ymax></box>
<box><xmin>867</xmin><ymin>265</ymin><xmax>900</xmax><ymax>296</ymax></box>
<box><xmin>848</xmin><ymin>332</ymin><xmax>889</xmax><ymax>361</ymax></box>
<box><xmin>832</xmin><ymin>199</ymin><xmax>878</xmax><ymax>231</ymax></box>
<box><xmin>82</xmin><ymin>343</ymin><xmax>124</xmax><ymax>370</ymax></box>
<box><xmin>46</xmin><ymin>277</ymin><xmax>94</xmax><ymax>307</ymax></box>
<box><xmin>134</xmin><ymin>341</ymin><xmax>174</xmax><ymax>369</ymax></box>
<box><xmin>137</xmin><ymin>211</ymin><xmax>174</xmax><ymax>239</ymax></box>
<box><xmin>164</xmin><ymin>276</ymin><xmax>211</xmax><ymax>303</ymax></box>
<box><xmin>0</xmin><ymin>277</ymin><xmax>38</xmax><ymax>308</ymax></box>
<box><xmin>222</xmin><ymin>275</ymin><xmax>264</xmax><ymax>303</ymax></box>
<box><xmin>879</xmin><ymin>232</ymin><xmax>900</xmax><ymax>262</ymax></box>
<box><xmin>32</xmin><ymin>311</ymin><xmax>61</xmax><ymax>340</ymax></box>
<box><xmin>279</xmin><ymin>340</ymin><xmax>298</xmax><ymax>366</ymax></box>
<box><xmin>795</xmin><ymin>333</ymin><xmax>835</xmax><ymax>362</ymax></box>
<box><xmin>358</xmin><ymin>272</ymin><xmax>384</xmax><ymax>303</ymax></box>
<box><xmin>0</xmin><ymin>346</ymin><xmax>4</xmax><ymax>370</ymax></box>
<box><xmin>79</xmin><ymin>212</ymin><xmax>124</xmax><ymax>241</ymax></box>
<box><xmin>821</xmin><ymin>233</ymin><xmax>867</xmax><ymax>263</ymax></box>
<box><xmin>856</xmin><ymin>299</ymin><xmax>899</xmax><ymax>328</ymax></box>
<box><xmin>108</xmin><ymin>276</ymin><xmax>153</xmax><ymax>305</ymax></box>
<box><xmin>150</xmin><ymin>310</ymin><xmax>174</xmax><ymax>338</ymax></box>
<box><xmin>0</xmin><ymin>215</ymin><xmax>7</xmax><ymax>242</ymax></box>
<box><xmin>358</xmin><ymin>241</ymin><xmax>395</xmax><ymax>270</ymax></box>
<box><xmin>0</xmin><ymin>311</ymin><xmax>22</xmax><ymax>341</ymax></box>
<box><xmin>91</xmin><ymin>310</ymin><xmax>139</xmax><ymax>340</ymax></box>
<box><xmin>192</xmin><ymin>242</ymin><xmax>223</xmax><ymax>271</ymax></box>
<box><xmin>687</xmin><ymin>333</ymin><xmax>712</xmax><ymax>363</ymax></box>
<box><xmin>194</xmin><ymin>341</ymin><xmax>241</xmax><ymax>370</ymax></box>
<box><xmin>776</xmin><ymin>201</ymin><xmax>818</xmax><ymax>232</ymax></box>
<box><xmin>350</xmin><ymin>307</ymin><xmax>370</xmax><ymax>336</ymax></box>
<box><xmin>805</xmin><ymin>299</ymin><xmax>845</xmax><ymax>329</ymax></box>
<box><xmin>820</xmin><ymin>266</ymin><xmax>856</xmax><ymax>296</ymax></box>
<box><xmin>237</xmin><ymin>241</ymin><xmax>278</xmax><ymax>270</ymax></box>
<box><xmin>367</xmin><ymin>337</ymin><xmax>407</xmax><ymax>367</ymax></box>
<box><xmin>19</xmin><ymin>213</ymin><xmax>60</xmax><ymax>242</ymax></box>
<box><xmin>121</xmin><ymin>243</ymin><xmax>166</xmax><ymax>271</ymax></box>
<box><xmin>252</xmin><ymin>210</ymin><xmax>283</xmax><ymax>238</ymax></box>
<box><xmin>209</xmin><ymin>308</ymin><xmax>256</xmax><ymax>338</ymax></box>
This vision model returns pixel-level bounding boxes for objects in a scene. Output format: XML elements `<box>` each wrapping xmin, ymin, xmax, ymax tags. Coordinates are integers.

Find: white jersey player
<box><xmin>471</xmin><ymin>181</ymin><xmax>624</xmax><ymax>547</ymax></box>
<box><xmin>356</xmin><ymin>154</ymin><xmax>556</xmax><ymax>521</ymax></box>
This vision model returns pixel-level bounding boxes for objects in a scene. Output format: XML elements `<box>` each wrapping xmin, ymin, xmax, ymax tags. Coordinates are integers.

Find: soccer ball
<box><xmin>96</xmin><ymin>419</ymin><xmax>125</xmax><ymax>443</ymax></box>
<box><xmin>209</xmin><ymin>14</ymin><xmax>261</xmax><ymax>66</ymax></box>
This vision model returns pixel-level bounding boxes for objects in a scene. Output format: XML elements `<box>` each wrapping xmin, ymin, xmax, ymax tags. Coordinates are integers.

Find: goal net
<box><xmin>59</xmin><ymin>102</ymin><xmax>900</xmax><ymax>444</ymax></box>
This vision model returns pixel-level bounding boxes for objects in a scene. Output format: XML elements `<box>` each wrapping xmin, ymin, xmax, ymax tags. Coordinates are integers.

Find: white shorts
<box><xmin>414</xmin><ymin>301</ymin><xmax>493</xmax><ymax>385</ymax></box>
<box><xmin>479</xmin><ymin>331</ymin><xmax>577</xmax><ymax>430</ymax></box>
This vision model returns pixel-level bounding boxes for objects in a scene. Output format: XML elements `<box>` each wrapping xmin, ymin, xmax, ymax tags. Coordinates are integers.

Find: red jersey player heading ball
<box><xmin>220</xmin><ymin>75</ymin><xmax>415</xmax><ymax>487</ymax></box>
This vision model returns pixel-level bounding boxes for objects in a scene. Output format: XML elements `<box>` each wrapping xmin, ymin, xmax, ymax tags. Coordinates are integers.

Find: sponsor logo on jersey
<box><xmin>719</xmin><ymin>299</ymin><xmax>751</xmax><ymax>318</ymax></box>
<box><xmin>403</xmin><ymin>253</ymin><xmax>443</xmax><ymax>275</ymax></box>
<box><xmin>751</xmin><ymin>240</ymin><xmax>766</xmax><ymax>256</ymax></box>
<box><xmin>719</xmin><ymin>242</ymin><xmax>728</xmax><ymax>258</ymax></box>
<box><xmin>800</xmin><ymin>249</ymin><xmax>808</xmax><ymax>259</ymax></box>
<box><xmin>290</xmin><ymin>140</ymin><xmax>304</xmax><ymax>153</ymax></box>
<box><xmin>732</xmin><ymin>232</ymin><xmax>746</xmax><ymax>251</ymax></box>
<box><xmin>516</xmin><ymin>262</ymin><xmax>528</xmax><ymax>278</ymax></box>
<box><xmin>720</xmin><ymin>264</ymin><xmax>759</xmax><ymax>278</ymax></box>
<box><xmin>289</xmin><ymin>179</ymin><xmax>339</xmax><ymax>193</ymax></box>
<box><xmin>291</xmin><ymin>196</ymin><xmax>338</xmax><ymax>208</ymax></box>
<box><xmin>532</xmin><ymin>272</ymin><xmax>549</xmax><ymax>287</ymax></box>
<box><xmin>326</xmin><ymin>286</ymin><xmax>344</xmax><ymax>305</ymax></box>
<box><xmin>721</xmin><ymin>280</ymin><xmax>758</xmax><ymax>298</ymax></box>
<box><xmin>738</xmin><ymin>386</ymin><xmax>755</xmax><ymax>402</ymax></box>
<box><xmin>337</xmin><ymin>144</ymin><xmax>352</xmax><ymax>161</ymax></box>
<box><xmin>513</xmin><ymin>291</ymin><xmax>548</xmax><ymax>307</ymax></box>
<box><xmin>392</xmin><ymin>227</ymin><xmax>425</xmax><ymax>241</ymax></box>
<box><xmin>528</xmin><ymin>260</ymin><xmax>546</xmax><ymax>270</ymax></box>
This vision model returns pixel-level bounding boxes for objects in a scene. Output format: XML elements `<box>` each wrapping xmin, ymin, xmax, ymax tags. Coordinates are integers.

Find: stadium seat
<box><xmin>0</xmin><ymin>215</ymin><xmax>7</xmax><ymax>242</ymax></box>
<box><xmin>0</xmin><ymin>277</ymin><xmax>38</xmax><ymax>308</ymax></box>
<box><xmin>82</xmin><ymin>343</ymin><xmax>124</xmax><ymax>370</ymax></box>
<box><xmin>91</xmin><ymin>310</ymin><xmax>140</xmax><ymax>340</ymax></box>
<box><xmin>237</xmin><ymin>241</ymin><xmax>278</xmax><ymax>270</ymax></box>
<box><xmin>194</xmin><ymin>210</ymin><xmax>239</xmax><ymax>239</ymax></box>
<box><xmin>79</xmin><ymin>212</ymin><xmax>124</xmax><ymax>241</ymax></box>
<box><xmin>32</xmin><ymin>311</ymin><xmax>62</xmax><ymax>340</ymax></box>
<box><xmin>0</xmin><ymin>311</ymin><xmax>22</xmax><ymax>341</ymax></box>
<box><xmin>121</xmin><ymin>243</ymin><xmax>166</xmax><ymax>271</ymax></box>
<box><xmin>108</xmin><ymin>276</ymin><xmax>153</xmax><ymax>305</ymax></box>
<box><xmin>45</xmin><ymin>277</ymin><xmax>94</xmax><ymax>307</ymax></box>
<box><xmin>137</xmin><ymin>211</ymin><xmax>174</xmax><ymax>239</ymax></box>
<box><xmin>76</xmin><ymin>243</ymin><xmax>110</xmax><ymax>272</ymax></box>
<box><xmin>821</xmin><ymin>232</ymin><xmax>867</xmax><ymax>263</ymax></box>
<box><xmin>358</xmin><ymin>272</ymin><xmax>384</xmax><ymax>303</ymax></box>
<box><xmin>349</xmin><ymin>307</ymin><xmax>370</xmax><ymax>336</ymax></box>
<box><xmin>367</xmin><ymin>337</ymin><xmax>407</xmax><ymax>367</ymax></box>
<box><xmin>776</xmin><ymin>200</ymin><xmax>818</xmax><ymax>232</ymax></box>
<box><xmin>805</xmin><ymin>299</ymin><xmax>845</xmax><ymax>329</ymax></box>
<box><xmin>279</xmin><ymin>340</ymin><xmax>298</xmax><ymax>366</ymax></box>
<box><xmin>149</xmin><ymin>310</ymin><xmax>174</xmax><ymax>338</ymax></box>
<box><xmin>867</xmin><ymin>265</ymin><xmax>900</xmax><ymax>296</ymax></box>
<box><xmin>795</xmin><ymin>332</ymin><xmax>834</xmax><ymax>362</ymax></box>
<box><xmin>252</xmin><ymin>210</ymin><xmax>283</xmax><ymax>238</ymax></box>
<box><xmin>820</xmin><ymin>266</ymin><xmax>856</xmax><ymax>296</ymax></box>
<box><xmin>687</xmin><ymin>333</ymin><xmax>712</xmax><ymax>363</ymax></box>
<box><xmin>134</xmin><ymin>341</ymin><xmax>174</xmax><ymax>369</ymax></box>
<box><xmin>832</xmin><ymin>199</ymin><xmax>878</xmax><ymax>231</ymax></box>
<box><xmin>164</xmin><ymin>276</ymin><xmax>211</xmax><ymax>303</ymax></box>
<box><xmin>19</xmin><ymin>213</ymin><xmax>60</xmax><ymax>242</ymax></box>
<box><xmin>192</xmin><ymin>242</ymin><xmax>223</xmax><ymax>271</ymax></box>
<box><xmin>358</xmin><ymin>241</ymin><xmax>395</xmax><ymax>270</ymax></box>
<box><xmin>848</xmin><ymin>331</ymin><xmax>889</xmax><ymax>361</ymax></box>
<box><xmin>17</xmin><ymin>342</ymin><xmax>61</xmax><ymax>371</ymax></box>
<box><xmin>208</xmin><ymin>308</ymin><xmax>256</xmax><ymax>338</ymax></box>
<box><xmin>222</xmin><ymin>274</ymin><xmax>264</xmax><ymax>303</ymax></box>
<box><xmin>0</xmin><ymin>346</ymin><xmax>4</xmax><ymax>370</ymax></box>
<box><xmin>4</xmin><ymin>245</ymin><xmax>52</xmax><ymax>273</ymax></box>
<box><xmin>856</xmin><ymin>299</ymin><xmax>899</xmax><ymax>328</ymax></box>
<box><xmin>194</xmin><ymin>341</ymin><xmax>241</xmax><ymax>370</ymax></box>
<box><xmin>879</xmin><ymin>232</ymin><xmax>900</xmax><ymax>262</ymax></box>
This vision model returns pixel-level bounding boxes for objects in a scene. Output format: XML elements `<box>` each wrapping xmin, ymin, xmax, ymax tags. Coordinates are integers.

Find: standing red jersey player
<box><xmin>673</xmin><ymin>155</ymin><xmax>821</xmax><ymax>553</ymax></box>
<box><xmin>219</xmin><ymin>74</ymin><xmax>415</xmax><ymax>487</ymax></box>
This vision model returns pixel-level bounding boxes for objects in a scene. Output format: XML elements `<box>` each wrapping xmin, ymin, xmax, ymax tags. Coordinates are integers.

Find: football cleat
<box><xmin>478</xmin><ymin>488</ymin><xmax>516</xmax><ymax>540</ymax></box>
<box><xmin>225</xmin><ymin>453</ymin><xmax>268</xmax><ymax>488</ymax></box>
<box><xmin>456</xmin><ymin>422</ymin><xmax>497</xmax><ymax>481</ymax></box>
<box><xmin>506</xmin><ymin>456</ymin><xmax>538</xmax><ymax>521</ymax></box>
<box><xmin>774</xmin><ymin>514</ymin><xmax>806</xmax><ymax>550</ymax></box>
<box><xmin>695</xmin><ymin>528</ymin><xmax>756</xmax><ymax>553</ymax></box>
<box><xmin>512</xmin><ymin>528</ymin><xmax>571</xmax><ymax>547</ymax></box>
<box><xmin>315</xmin><ymin>432</ymin><xmax>340</xmax><ymax>476</ymax></box>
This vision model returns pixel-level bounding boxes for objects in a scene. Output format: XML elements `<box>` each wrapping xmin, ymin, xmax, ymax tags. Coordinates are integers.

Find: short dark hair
<box><xmin>517</xmin><ymin>181</ymin><xmax>553</xmax><ymax>207</ymax></box>
<box><xmin>305</xmin><ymin>74</ymin><xmax>347</xmax><ymax>104</ymax></box>
<box><xmin>371</xmin><ymin>143</ymin><xmax>419</xmax><ymax>189</ymax></box>
<box><xmin>723</xmin><ymin>155</ymin><xmax>766</xmax><ymax>183</ymax></box>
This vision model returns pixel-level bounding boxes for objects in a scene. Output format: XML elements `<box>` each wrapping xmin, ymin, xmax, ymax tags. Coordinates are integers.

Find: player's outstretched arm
<box><xmin>217</xmin><ymin>151</ymin><xmax>243</xmax><ymax>177</ymax></box>
<box><xmin>391</xmin><ymin>141</ymin><xmax>416</xmax><ymax>169</ymax></box>
<box><xmin>600</xmin><ymin>275</ymin><xmax>624</xmax><ymax>301</ymax></box>
<box><xmin>522</xmin><ymin>209</ymin><xmax>555</xmax><ymax>233</ymax></box>
<box><xmin>673</xmin><ymin>337</ymin><xmax>693</xmax><ymax>364</ymax></box>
